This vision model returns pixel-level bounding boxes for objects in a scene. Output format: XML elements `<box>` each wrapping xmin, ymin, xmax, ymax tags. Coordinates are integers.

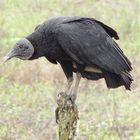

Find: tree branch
<box><xmin>56</xmin><ymin>92</ymin><xmax>79</xmax><ymax>140</ymax></box>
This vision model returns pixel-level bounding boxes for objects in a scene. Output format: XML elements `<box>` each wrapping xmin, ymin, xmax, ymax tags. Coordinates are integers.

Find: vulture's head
<box><xmin>4</xmin><ymin>38</ymin><xmax>34</xmax><ymax>61</ymax></box>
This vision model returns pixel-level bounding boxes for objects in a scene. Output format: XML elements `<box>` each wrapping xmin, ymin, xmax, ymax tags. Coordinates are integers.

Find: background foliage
<box><xmin>0</xmin><ymin>0</ymin><xmax>140</xmax><ymax>139</ymax></box>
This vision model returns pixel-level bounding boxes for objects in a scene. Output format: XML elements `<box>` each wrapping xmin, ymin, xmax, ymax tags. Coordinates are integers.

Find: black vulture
<box><xmin>4</xmin><ymin>16</ymin><xmax>133</xmax><ymax>102</ymax></box>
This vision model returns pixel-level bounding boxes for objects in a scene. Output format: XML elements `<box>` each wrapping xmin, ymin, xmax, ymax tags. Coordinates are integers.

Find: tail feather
<box><xmin>120</xmin><ymin>72</ymin><xmax>133</xmax><ymax>90</ymax></box>
<box><xmin>104</xmin><ymin>71</ymin><xmax>133</xmax><ymax>90</ymax></box>
<box><xmin>80</xmin><ymin>70</ymin><xmax>133</xmax><ymax>90</ymax></box>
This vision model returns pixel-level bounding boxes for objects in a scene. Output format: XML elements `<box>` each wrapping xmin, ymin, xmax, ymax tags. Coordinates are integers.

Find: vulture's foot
<box><xmin>66</xmin><ymin>92</ymin><xmax>76</xmax><ymax>105</ymax></box>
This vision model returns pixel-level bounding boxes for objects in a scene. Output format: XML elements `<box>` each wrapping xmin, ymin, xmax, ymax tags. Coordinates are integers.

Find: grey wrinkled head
<box><xmin>4</xmin><ymin>38</ymin><xmax>34</xmax><ymax>61</ymax></box>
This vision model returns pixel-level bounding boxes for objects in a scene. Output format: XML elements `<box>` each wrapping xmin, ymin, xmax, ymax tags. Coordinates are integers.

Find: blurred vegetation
<box><xmin>0</xmin><ymin>0</ymin><xmax>140</xmax><ymax>139</ymax></box>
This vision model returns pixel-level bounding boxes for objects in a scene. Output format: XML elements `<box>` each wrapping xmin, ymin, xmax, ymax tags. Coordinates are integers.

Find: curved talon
<box><xmin>66</xmin><ymin>93</ymin><xmax>76</xmax><ymax>105</ymax></box>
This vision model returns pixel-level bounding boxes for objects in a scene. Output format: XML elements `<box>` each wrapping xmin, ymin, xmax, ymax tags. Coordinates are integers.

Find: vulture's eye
<box><xmin>19</xmin><ymin>45</ymin><xmax>23</xmax><ymax>48</ymax></box>
<box><xmin>19</xmin><ymin>45</ymin><xmax>28</xmax><ymax>51</ymax></box>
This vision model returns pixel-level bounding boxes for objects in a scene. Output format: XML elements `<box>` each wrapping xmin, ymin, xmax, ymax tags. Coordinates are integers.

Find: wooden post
<box><xmin>55</xmin><ymin>92</ymin><xmax>79</xmax><ymax>140</ymax></box>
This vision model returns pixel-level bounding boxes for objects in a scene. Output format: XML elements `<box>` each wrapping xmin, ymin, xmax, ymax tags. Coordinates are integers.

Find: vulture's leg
<box><xmin>67</xmin><ymin>72</ymin><xmax>82</xmax><ymax>103</ymax></box>
<box><xmin>59</xmin><ymin>61</ymin><xmax>73</xmax><ymax>91</ymax></box>
<box><xmin>67</xmin><ymin>77</ymin><xmax>73</xmax><ymax>92</ymax></box>
<box><xmin>60</xmin><ymin>61</ymin><xmax>83</xmax><ymax>103</ymax></box>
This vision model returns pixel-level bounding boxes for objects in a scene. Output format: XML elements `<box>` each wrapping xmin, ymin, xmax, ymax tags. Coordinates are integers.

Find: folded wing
<box><xmin>55</xmin><ymin>18</ymin><xmax>132</xmax><ymax>75</ymax></box>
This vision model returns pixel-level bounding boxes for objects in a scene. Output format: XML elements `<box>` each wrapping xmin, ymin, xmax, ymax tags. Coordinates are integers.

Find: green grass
<box><xmin>0</xmin><ymin>0</ymin><xmax>140</xmax><ymax>139</ymax></box>
<box><xmin>0</xmin><ymin>77</ymin><xmax>140</xmax><ymax>140</ymax></box>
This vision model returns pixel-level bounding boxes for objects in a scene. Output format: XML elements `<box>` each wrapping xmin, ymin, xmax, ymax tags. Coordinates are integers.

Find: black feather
<box><xmin>93</xmin><ymin>19</ymin><xmax>119</xmax><ymax>40</ymax></box>
<box><xmin>24</xmin><ymin>16</ymin><xmax>132</xmax><ymax>90</ymax></box>
<box><xmin>103</xmin><ymin>71</ymin><xmax>133</xmax><ymax>90</ymax></box>
<box><xmin>56</xmin><ymin>19</ymin><xmax>132</xmax><ymax>74</ymax></box>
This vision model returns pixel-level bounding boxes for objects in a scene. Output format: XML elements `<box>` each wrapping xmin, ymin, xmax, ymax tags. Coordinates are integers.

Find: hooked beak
<box><xmin>3</xmin><ymin>48</ymin><xmax>17</xmax><ymax>62</ymax></box>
